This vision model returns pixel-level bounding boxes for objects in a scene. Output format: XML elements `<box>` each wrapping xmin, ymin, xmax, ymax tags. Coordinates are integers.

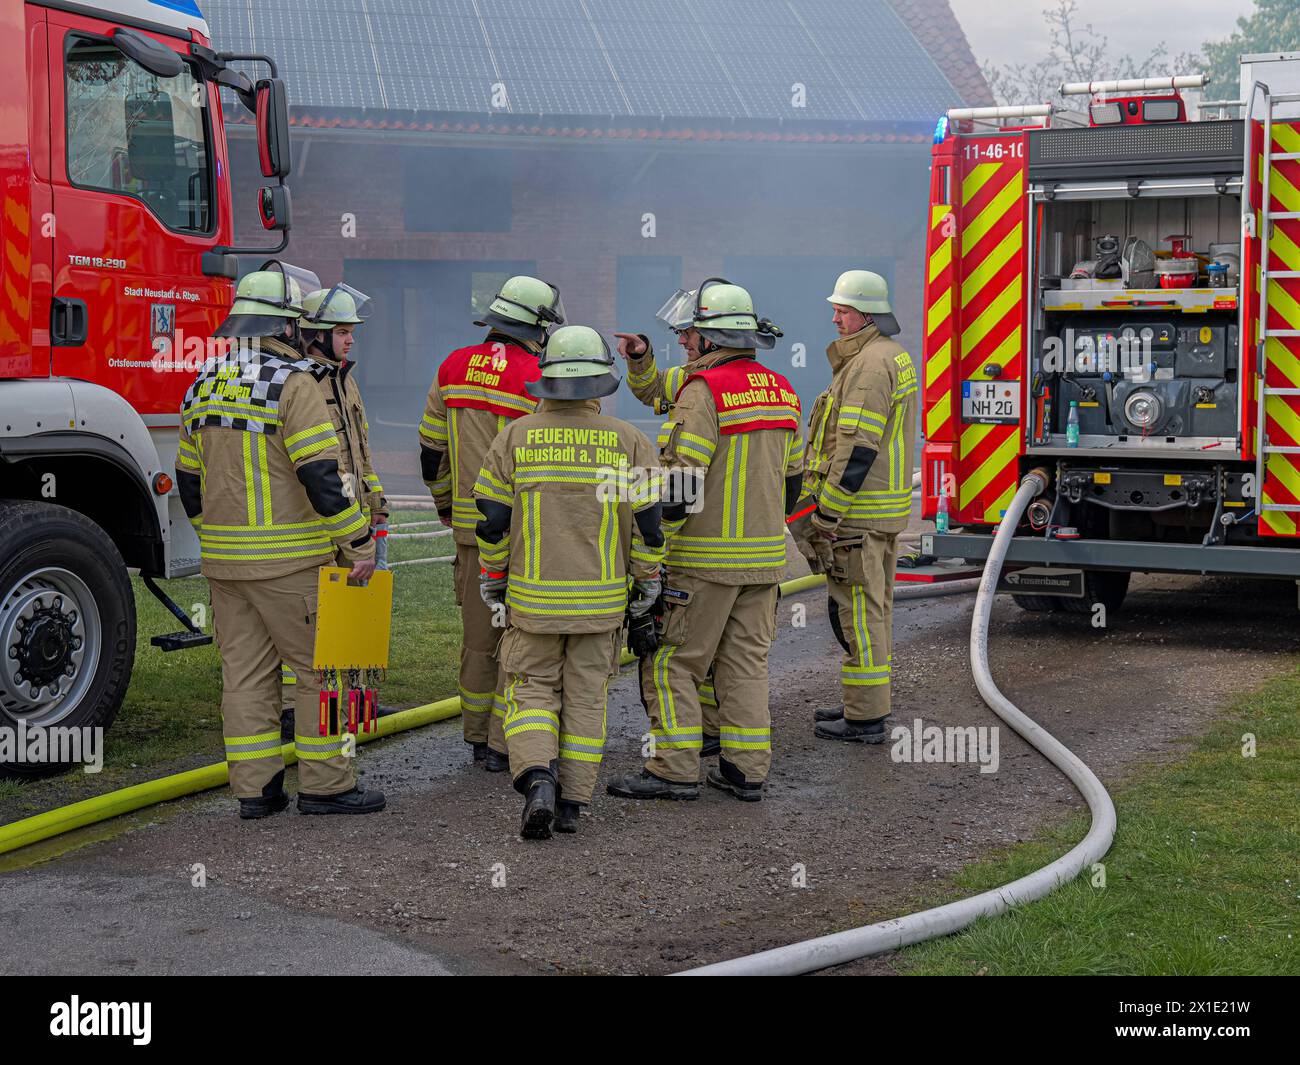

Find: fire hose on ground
<box><xmin>0</xmin><ymin>570</ymin><xmax>974</xmax><ymax>857</ymax></box>
<box><xmin>678</xmin><ymin>469</ymin><xmax>1118</xmax><ymax>975</ymax></box>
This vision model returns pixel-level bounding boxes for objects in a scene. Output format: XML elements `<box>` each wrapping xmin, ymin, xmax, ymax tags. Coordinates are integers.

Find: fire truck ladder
<box><xmin>1255</xmin><ymin>85</ymin><xmax>1300</xmax><ymax>535</ymax></box>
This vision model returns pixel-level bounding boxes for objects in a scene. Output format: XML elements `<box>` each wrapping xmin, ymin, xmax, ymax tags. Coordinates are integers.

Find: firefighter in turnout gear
<box><xmin>614</xmin><ymin>291</ymin><xmax>721</xmax><ymax>752</ymax></box>
<box><xmin>279</xmin><ymin>284</ymin><xmax>388</xmax><ymax>715</ymax></box>
<box><xmin>607</xmin><ymin>280</ymin><xmax>803</xmax><ymax>802</ymax></box>
<box><xmin>790</xmin><ymin>270</ymin><xmax>917</xmax><ymax>743</ymax></box>
<box><xmin>419</xmin><ymin>276</ymin><xmax>564</xmax><ymax>769</ymax></box>
<box><xmin>474</xmin><ymin>325</ymin><xmax>665</xmax><ymax>839</ymax></box>
<box><xmin>174</xmin><ymin>263</ymin><xmax>385</xmax><ymax>817</ymax></box>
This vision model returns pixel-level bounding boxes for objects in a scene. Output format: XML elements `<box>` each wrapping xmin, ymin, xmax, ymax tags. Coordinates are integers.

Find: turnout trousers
<box><xmin>499</xmin><ymin>626</ymin><xmax>622</xmax><ymax>805</ymax></box>
<box><xmin>826</xmin><ymin>529</ymin><xmax>900</xmax><ymax>722</ymax></box>
<box><xmin>454</xmin><ymin>543</ymin><xmax>507</xmax><ymax>752</ymax></box>
<box><xmin>640</xmin><ymin>571</ymin><xmax>778</xmax><ymax>785</ymax></box>
<box><xmin>209</xmin><ymin>566</ymin><xmax>354</xmax><ymax>798</ymax></box>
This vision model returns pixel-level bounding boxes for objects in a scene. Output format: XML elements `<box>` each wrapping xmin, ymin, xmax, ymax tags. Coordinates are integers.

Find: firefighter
<box><xmin>419</xmin><ymin>276</ymin><xmax>564</xmax><ymax>770</ymax></box>
<box><xmin>278</xmin><ymin>285</ymin><xmax>388</xmax><ymax>721</ymax></box>
<box><xmin>790</xmin><ymin>270</ymin><xmax>917</xmax><ymax>743</ymax></box>
<box><xmin>474</xmin><ymin>325</ymin><xmax>664</xmax><ymax>839</ymax></box>
<box><xmin>607</xmin><ymin>280</ymin><xmax>803</xmax><ymax>803</ymax></box>
<box><xmin>174</xmin><ymin>262</ymin><xmax>384</xmax><ymax>817</ymax></box>
<box><xmin>613</xmin><ymin>293</ymin><xmax>720</xmax><ymax>752</ymax></box>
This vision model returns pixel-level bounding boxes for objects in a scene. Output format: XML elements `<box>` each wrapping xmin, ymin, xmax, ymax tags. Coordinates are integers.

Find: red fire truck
<box><xmin>0</xmin><ymin>0</ymin><xmax>292</xmax><ymax>774</ymax></box>
<box><xmin>920</xmin><ymin>57</ymin><xmax>1300</xmax><ymax>615</ymax></box>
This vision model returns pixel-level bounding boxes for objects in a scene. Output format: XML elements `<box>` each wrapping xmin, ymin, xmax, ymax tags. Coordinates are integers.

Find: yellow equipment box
<box><xmin>312</xmin><ymin>567</ymin><xmax>394</xmax><ymax>671</ymax></box>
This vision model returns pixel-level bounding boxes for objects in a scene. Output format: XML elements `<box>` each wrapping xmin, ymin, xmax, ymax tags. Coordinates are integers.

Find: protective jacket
<box><xmin>175</xmin><ymin>337</ymin><xmax>374</xmax><ymax>580</ymax></box>
<box><xmin>419</xmin><ymin>334</ymin><xmax>541</xmax><ymax>545</ymax></box>
<box><xmin>802</xmin><ymin>325</ymin><xmax>917</xmax><ymax>535</ymax></box>
<box><xmin>657</xmin><ymin>348</ymin><xmax>804</xmax><ymax>583</ymax></box>
<box><xmin>307</xmin><ymin>345</ymin><xmax>387</xmax><ymax>525</ymax></box>
<box><xmin>474</xmin><ymin>399</ymin><xmax>664</xmax><ymax>634</ymax></box>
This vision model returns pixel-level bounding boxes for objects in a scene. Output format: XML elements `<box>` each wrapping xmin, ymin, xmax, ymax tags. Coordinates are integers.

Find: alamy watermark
<box><xmin>0</xmin><ymin>721</ymin><xmax>104</xmax><ymax>773</ymax></box>
<box><xmin>890</xmin><ymin>717</ymin><xmax>999</xmax><ymax>774</ymax></box>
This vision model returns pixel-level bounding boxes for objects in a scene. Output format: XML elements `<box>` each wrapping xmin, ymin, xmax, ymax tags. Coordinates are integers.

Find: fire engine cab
<box><xmin>920</xmin><ymin>56</ymin><xmax>1300</xmax><ymax>614</ymax></box>
<box><xmin>0</xmin><ymin>0</ymin><xmax>291</xmax><ymax>774</ymax></box>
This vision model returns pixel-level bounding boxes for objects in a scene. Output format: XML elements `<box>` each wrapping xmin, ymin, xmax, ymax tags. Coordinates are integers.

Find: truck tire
<box><xmin>0</xmin><ymin>500</ymin><xmax>135</xmax><ymax>778</ymax></box>
<box><xmin>1060</xmin><ymin>570</ymin><xmax>1131</xmax><ymax>616</ymax></box>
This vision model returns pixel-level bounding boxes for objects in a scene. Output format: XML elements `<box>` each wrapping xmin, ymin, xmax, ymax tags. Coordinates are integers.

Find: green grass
<box><xmin>0</xmin><ymin>511</ymin><xmax>461</xmax><ymax>818</ymax></box>
<box><xmin>896</xmin><ymin>667</ymin><xmax>1300</xmax><ymax>975</ymax></box>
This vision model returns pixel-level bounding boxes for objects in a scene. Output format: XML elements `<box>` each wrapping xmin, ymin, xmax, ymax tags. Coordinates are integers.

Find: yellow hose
<box><xmin>0</xmin><ymin>574</ymin><xmax>830</xmax><ymax>857</ymax></box>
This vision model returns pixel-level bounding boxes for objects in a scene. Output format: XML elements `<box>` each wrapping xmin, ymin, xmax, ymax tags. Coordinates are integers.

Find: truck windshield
<box><xmin>64</xmin><ymin>37</ymin><xmax>213</xmax><ymax>234</ymax></box>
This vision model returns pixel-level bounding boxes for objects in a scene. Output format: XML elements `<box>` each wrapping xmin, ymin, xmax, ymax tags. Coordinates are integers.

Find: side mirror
<box><xmin>112</xmin><ymin>28</ymin><xmax>183</xmax><ymax>79</ymax></box>
<box><xmin>255</xmin><ymin>78</ymin><xmax>291</xmax><ymax>179</ymax></box>
<box><xmin>257</xmin><ymin>185</ymin><xmax>292</xmax><ymax>231</ymax></box>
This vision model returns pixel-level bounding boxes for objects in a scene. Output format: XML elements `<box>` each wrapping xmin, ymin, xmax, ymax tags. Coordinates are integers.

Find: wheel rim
<box><xmin>0</xmin><ymin>567</ymin><xmax>102</xmax><ymax>727</ymax></box>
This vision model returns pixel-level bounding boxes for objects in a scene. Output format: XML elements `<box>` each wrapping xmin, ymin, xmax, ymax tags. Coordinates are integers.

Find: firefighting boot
<box><xmin>814</xmin><ymin>705</ymin><xmax>844</xmax><ymax>722</ymax></box>
<box><xmin>297</xmin><ymin>785</ymin><xmax>387</xmax><ymax>815</ymax></box>
<box><xmin>815</xmin><ymin>716</ymin><xmax>890</xmax><ymax>744</ymax></box>
<box><xmin>239</xmin><ymin>770</ymin><xmax>290</xmax><ymax>820</ymax></box>
<box><xmin>700</xmin><ymin>733</ymin><xmax>721</xmax><ymax>758</ymax></box>
<box><xmin>606</xmin><ymin>769</ymin><xmax>699</xmax><ymax>801</ymax></box>
<box><xmin>517</xmin><ymin>767</ymin><xmax>557</xmax><ymax>840</ymax></box>
<box><xmin>705</xmin><ymin>758</ymin><xmax>763</xmax><ymax>803</ymax></box>
<box><xmin>470</xmin><ymin>741</ymin><xmax>488</xmax><ymax>763</ymax></box>
<box><xmin>484</xmin><ymin>746</ymin><xmax>510</xmax><ymax>773</ymax></box>
<box><xmin>554</xmin><ymin>800</ymin><xmax>582</xmax><ymax>834</ymax></box>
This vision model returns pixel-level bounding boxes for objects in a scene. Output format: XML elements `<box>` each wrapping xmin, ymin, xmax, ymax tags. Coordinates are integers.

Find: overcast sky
<box><xmin>949</xmin><ymin>0</ymin><xmax>1257</xmax><ymax>73</ymax></box>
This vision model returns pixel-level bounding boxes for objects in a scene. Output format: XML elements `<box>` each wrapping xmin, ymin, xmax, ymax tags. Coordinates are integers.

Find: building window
<box><xmin>403</xmin><ymin>148</ymin><xmax>513</xmax><ymax>233</ymax></box>
<box><xmin>64</xmin><ymin>37</ymin><xmax>213</xmax><ymax>234</ymax></box>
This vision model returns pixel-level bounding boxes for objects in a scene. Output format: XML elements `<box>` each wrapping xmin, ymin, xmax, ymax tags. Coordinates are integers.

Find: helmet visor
<box><xmin>254</xmin><ymin>259</ymin><xmax>321</xmax><ymax>314</ymax></box>
<box><xmin>311</xmin><ymin>282</ymin><xmax>373</xmax><ymax>325</ymax></box>
<box><xmin>655</xmin><ymin>289</ymin><xmax>695</xmax><ymax>332</ymax></box>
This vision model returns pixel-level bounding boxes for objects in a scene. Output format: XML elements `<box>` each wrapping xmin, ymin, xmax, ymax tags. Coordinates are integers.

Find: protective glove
<box><xmin>479</xmin><ymin>568</ymin><xmax>508</xmax><ymax>608</ymax></box>
<box><xmin>437</xmin><ymin>507</ymin><xmax>453</xmax><ymax>529</ymax></box>
<box><xmin>806</xmin><ymin>509</ymin><xmax>838</xmax><ymax>575</ymax></box>
<box><xmin>626</xmin><ymin>610</ymin><xmax>659</xmax><ymax>659</ymax></box>
<box><xmin>628</xmin><ymin>573</ymin><xmax>662</xmax><ymax>618</ymax></box>
<box><xmin>373</xmin><ymin>523</ymin><xmax>389</xmax><ymax>570</ymax></box>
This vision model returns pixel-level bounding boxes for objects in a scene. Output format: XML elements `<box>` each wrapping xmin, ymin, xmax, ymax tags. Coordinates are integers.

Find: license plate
<box><xmin>961</xmin><ymin>380</ymin><xmax>1020</xmax><ymax>425</ymax></box>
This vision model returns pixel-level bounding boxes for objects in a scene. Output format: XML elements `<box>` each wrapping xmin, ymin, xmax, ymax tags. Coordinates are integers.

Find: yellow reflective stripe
<box><xmin>242</xmin><ymin>434</ymin><xmax>256</xmax><ymax>525</ymax></box>
<box><xmin>257</xmin><ymin>434</ymin><xmax>273</xmax><ymax>526</ymax></box>
<box><xmin>665</xmin><ymin>366</ymin><xmax>688</xmax><ymax>399</ymax></box>
<box><xmin>443</xmin><ymin>386</ymin><xmax>536</xmax><ymax>413</ymax></box>
<box><xmin>285</xmin><ymin>422</ymin><xmax>333</xmax><ymax>447</ymax></box>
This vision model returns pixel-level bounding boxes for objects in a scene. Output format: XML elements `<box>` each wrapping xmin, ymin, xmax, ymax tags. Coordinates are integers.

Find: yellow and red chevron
<box><xmin>953</xmin><ymin>142</ymin><xmax>1028</xmax><ymax>525</ymax></box>
<box><xmin>1259</xmin><ymin>121</ymin><xmax>1300</xmax><ymax>536</ymax></box>
<box><xmin>924</xmin><ymin>203</ymin><xmax>956</xmax><ymax>442</ymax></box>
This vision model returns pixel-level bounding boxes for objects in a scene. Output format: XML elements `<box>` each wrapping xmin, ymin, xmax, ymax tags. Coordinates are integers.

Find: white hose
<box><xmin>388</xmin><ymin>554</ymin><xmax>454</xmax><ymax>568</ymax></box>
<box><xmin>678</xmin><ymin>471</ymin><xmax>1117</xmax><ymax>975</ymax></box>
<box><xmin>387</xmin><ymin>528</ymin><xmax>454</xmax><ymax>541</ymax></box>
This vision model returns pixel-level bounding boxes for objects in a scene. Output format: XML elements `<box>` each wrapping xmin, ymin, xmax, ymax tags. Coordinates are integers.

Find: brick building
<box><xmin>206</xmin><ymin>0</ymin><xmax>990</xmax><ymax>472</ymax></box>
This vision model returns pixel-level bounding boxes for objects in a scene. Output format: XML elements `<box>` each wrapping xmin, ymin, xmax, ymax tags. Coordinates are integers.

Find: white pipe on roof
<box><xmin>947</xmin><ymin>104</ymin><xmax>1053</xmax><ymax>120</ymax></box>
<box><xmin>1060</xmin><ymin>75</ymin><xmax>1208</xmax><ymax>96</ymax></box>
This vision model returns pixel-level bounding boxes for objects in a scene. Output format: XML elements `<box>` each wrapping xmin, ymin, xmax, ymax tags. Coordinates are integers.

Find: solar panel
<box><xmin>382</xmin><ymin>45</ymin><xmax>497</xmax><ymax>81</ymax></box>
<box><xmin>370</xmin><ymin>15</ymin><xmax>488</xmax><ymax>48</ymax></box>
<box><xmin>593</xmin><ymin>21</ymin><xmax>712</xmax><ymax>53</ymax></box>
<box><xmin>478</xmin><ymin>0</ymin><xmax>587</xmax><ymax>18</ymax></box>
<box><xmin>733</xmin><ymin>81</ymin><xmax>863</xmax><ymax>121</ymax></box>
<box><xmin>492</xmin><ymin>47</ymin><xmax>610</xmax><ymax>83</ymax></box>
<box><xmin>507</xmin><ymin>79</ymin><xmax>630</xmax><ymax>116</ymax></box>
<box><xmin>482</xmin><ymin>17</ymin><xmax>602</xmax><ymax>52</ymax></box>
<box><xmin>691</xmin><ymin>0</ymin><xmax>801</xmax><ymax>26</ymax></box>
<box><xmin>367</xmin><ymin>0</ymin><xmax>478</xmax><ymax>16</ymax></box>
<box><xmin>200</xmin><ymin>0</ymin><xmax>961</xmax><ymax>123</ymax></box>
<box><xmin>606</xmin><ymin>50</ymin><xmax>723</xmax><ymax>85</ymax></box>
<box><xmin>383</xmin><ymin>76</ymin><xmax>487</xmax><ymax>113</ymax></box>
<box><xmin>620</xmin><ymin>79</ymin><xmax>747</xmax><ymax>120</ymax></box>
